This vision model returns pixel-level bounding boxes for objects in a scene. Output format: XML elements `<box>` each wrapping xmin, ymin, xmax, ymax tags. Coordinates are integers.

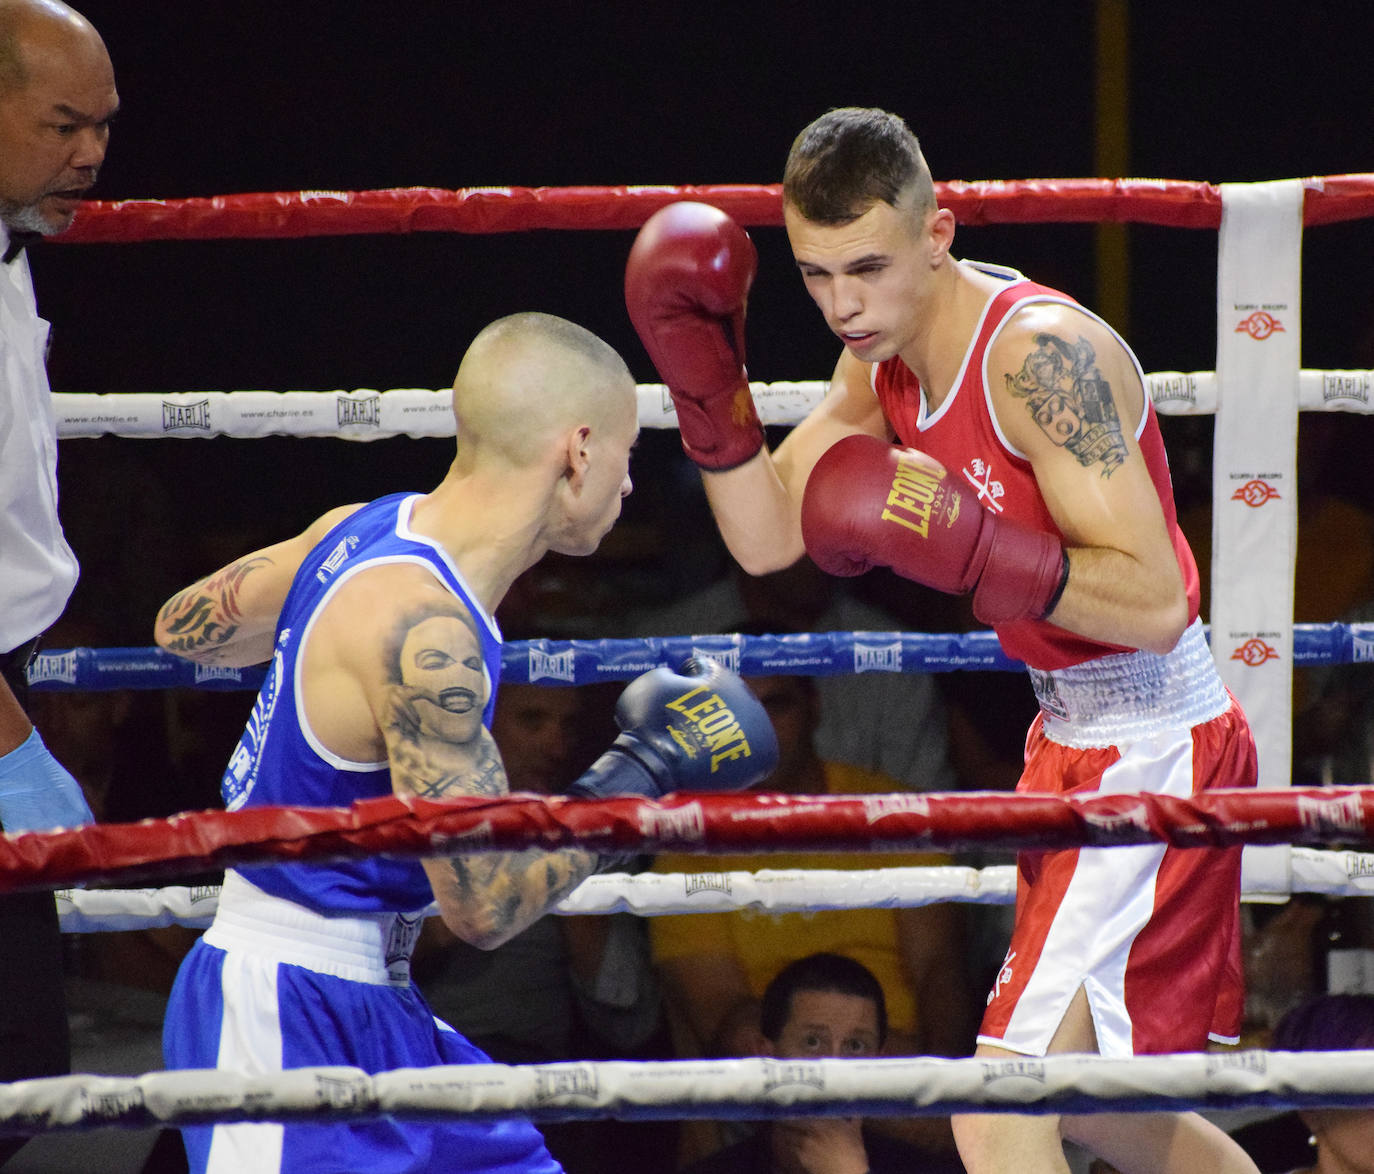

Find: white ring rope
<box><xmin>55</xmin><ymin>884</ymin><xmax>222</xmax><ymax>932</ymax></box>
<box><xmin>3</xmin><ymin>1050</ymin><xmax>1373</xmax><ymax>1136</ymax></box>
<box><xmin>52</xmin><ymin>370</ymin><xmax>1374</xmax><ymax>440</ymax></box>
<box><xmin>53</xmin><ymin>846</ymin><xmax>1374</xmax><ymax>932</ymax></box>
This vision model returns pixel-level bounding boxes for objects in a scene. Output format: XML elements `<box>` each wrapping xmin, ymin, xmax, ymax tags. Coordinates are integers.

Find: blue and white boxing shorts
<box><xmin>164</xmin><ymin>870</ymin><xmax>562</xmax><ymax>1173</ymax></box>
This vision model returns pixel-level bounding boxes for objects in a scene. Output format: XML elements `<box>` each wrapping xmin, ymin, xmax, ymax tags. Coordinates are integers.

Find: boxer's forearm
<box><xmin>154</xmin><ymin>553</ymin><xmax>282</xmax><ymax>666</ymax></box>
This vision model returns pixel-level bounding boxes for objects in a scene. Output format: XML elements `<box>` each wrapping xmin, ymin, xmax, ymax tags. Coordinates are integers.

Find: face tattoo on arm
<box><xmin>382</xmin><ymin>601</ymin><xmax>503</xmax><ymax>801</ymax></box>
<box><xmin>380</xmin><ymin>597</ymin><xmax>594</xmax><ymax>938</ymax></box>
<box><xmin>1005</xmin><ymin>332</ymin><xmax>1129</xmax><ymax>477</ymax></box>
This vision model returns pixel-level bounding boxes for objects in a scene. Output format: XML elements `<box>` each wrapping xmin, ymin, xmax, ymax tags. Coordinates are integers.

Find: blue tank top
<box><xmin>224</xmin><ymin>492</ymin><xmax>503</xmax><ymax>914</ymax></box>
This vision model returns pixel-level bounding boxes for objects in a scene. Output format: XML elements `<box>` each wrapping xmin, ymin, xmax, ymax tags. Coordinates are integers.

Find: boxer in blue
<box><xmin>156</xmin><ymin>312</ymin><xmax>777</xmax><ymax>1173</ymax></box>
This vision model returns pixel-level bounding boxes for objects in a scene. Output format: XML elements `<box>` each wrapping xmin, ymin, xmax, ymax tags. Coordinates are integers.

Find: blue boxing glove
<box><xmin>0</xmin><ymin>728</ymin><xmax>95</xmax><ymax>833</ymax></box>
<box><xmin>566</xmin><ymin>657</ymin><xmax>778</xmax><ymax>801</ymax></box>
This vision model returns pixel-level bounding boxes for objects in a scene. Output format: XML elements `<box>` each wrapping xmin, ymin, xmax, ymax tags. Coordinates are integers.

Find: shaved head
<box><xmin>0</xmin><ymin>0</ymin><xmax>114</xmax><ymax>233</ymax></box>
<box><xmin>451</xmin><ymin>312</ymin><xmax>637</xmax><ymax>468</ymax></box>
<box><xmin>0</xmin><ymin>0</ymin><xmax>103</xmax><ymax>94</ymax></box>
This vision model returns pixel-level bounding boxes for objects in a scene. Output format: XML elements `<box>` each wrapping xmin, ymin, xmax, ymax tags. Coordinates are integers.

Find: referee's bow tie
<box><xmin>3</xmin><ymin>231</ymin><xmax>42</xmax><ymax>264</ymax></box>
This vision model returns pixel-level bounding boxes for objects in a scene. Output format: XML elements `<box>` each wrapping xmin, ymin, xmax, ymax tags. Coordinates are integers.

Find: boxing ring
<box><xmin>8</xmin><ymin>175</ymin><xmax>1374</xmax><ymax>1140</ymax></box>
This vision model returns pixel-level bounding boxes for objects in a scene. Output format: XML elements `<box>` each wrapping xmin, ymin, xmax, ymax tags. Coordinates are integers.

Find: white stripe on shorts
<box><xmin>994</xmin><ymin>729</ymin><xmax>1196</xmax><ymax>1057</ymax></box>
<box><xmin>206</xmin><ymin>950</ymin><xmax>285</xmax><ymax>1173</ymax></box>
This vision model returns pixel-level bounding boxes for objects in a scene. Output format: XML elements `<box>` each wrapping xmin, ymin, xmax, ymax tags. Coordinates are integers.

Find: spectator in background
<box><xmin>680</xmin><ymin>952</ymin><xmax>964</xmax><ymax>1174</ymax></box>
<box><xmin>1229</xmin><ymin>993</ymin><xmax>1374</xmax><ymax>1174</ymax></box>
<box><xmin>650</xmin><ymin>650</ymin><xmax>976</xmax><ymax>1166</ymax></box>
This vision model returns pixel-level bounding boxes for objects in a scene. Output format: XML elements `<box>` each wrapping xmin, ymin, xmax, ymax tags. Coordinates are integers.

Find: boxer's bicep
<box><xmin>369</xmin><ymin>590</ymin><xmax>595</xmax><ymax>946</ymax></box>
<box><xmin>370</xmin><ymin>591</ymin><xmax>507</xmax><ymax>801</ymax></box>
<box><xmin>154</xmin><ymin>503</ymin><xmax>364</xmax><ymax>667</ymax></box>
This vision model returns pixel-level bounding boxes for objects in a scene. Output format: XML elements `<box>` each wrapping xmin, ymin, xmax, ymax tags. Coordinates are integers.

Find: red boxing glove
<box><xmin>624</xmin><ymin>201</ymin><xmax>764</xmax><ymax>470</ymax></box>
<box><xmin>801</xmin><ymin>434</ymin><xmax>1070</xmax><ymax>625</ymax></box>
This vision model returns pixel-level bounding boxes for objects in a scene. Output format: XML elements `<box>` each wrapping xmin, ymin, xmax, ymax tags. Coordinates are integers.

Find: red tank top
<box><xmin>872</xmin><ymin>267</ymin><xmax>1200</xmax><ymax>670</ymax></box>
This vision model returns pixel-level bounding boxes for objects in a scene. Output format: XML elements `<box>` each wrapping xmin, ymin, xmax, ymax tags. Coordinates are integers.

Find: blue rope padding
<box><xmin>25</xmin><ymin>623</ymin><xmax>1374</xmax><ymax>691</ymax></box>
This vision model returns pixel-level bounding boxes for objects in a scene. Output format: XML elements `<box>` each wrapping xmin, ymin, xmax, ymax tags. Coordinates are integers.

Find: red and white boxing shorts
<box><xmin>979</xmin><ymin>619</ymin><xmax>1257</xmax><ymax>1058</ymax></box>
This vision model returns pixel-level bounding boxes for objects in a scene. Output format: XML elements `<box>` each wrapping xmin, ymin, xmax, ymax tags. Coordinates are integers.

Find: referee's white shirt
<box><xmin>1</xmin><ymin>222</ymin><xmax>79</xmax><ymax>654</ymax></box>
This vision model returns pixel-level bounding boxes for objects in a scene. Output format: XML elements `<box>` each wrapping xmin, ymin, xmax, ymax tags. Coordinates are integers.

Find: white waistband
<box><xmin>1029</xmin><ymin>619</ymin><xmax>1230</xmax><ymax>749</ymax></box>
<box><xmin>203</xmin><ymin>870</ymin><xmax>425</xmax><ymax>987</ymax></box>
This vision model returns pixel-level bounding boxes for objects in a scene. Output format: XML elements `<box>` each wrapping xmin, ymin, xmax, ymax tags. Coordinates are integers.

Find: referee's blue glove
<box><xmin>0</xmin><ymin>728</ymin><xmax>95</xmax><ymax>833</ymax></box>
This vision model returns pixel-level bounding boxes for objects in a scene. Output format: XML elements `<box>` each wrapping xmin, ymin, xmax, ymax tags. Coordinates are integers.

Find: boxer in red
<box><xmin>624</xmin><ymin>107</ymin><xmax>1259</xmax><ymax>1174</ymax></box>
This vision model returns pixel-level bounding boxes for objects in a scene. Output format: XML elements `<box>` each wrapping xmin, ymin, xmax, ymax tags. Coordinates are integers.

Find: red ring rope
<box><xmin>49</xmin><ymin>175</ymin><xmax>1374</xmax><ymax>244</ymax></box>
<box><xmin>3</xmin><ymin>787</ymin><xmax>1370</xmax><ymax>894</ymax></box>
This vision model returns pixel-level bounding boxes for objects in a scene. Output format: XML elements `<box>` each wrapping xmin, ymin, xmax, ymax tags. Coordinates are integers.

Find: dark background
<box><xmin>29</xmin><ymin>0</ymin><xmax>1374</xmax><ymax>649</ymax></box>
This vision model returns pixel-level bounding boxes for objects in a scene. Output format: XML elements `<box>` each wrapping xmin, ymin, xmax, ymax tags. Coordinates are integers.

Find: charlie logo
<box><xmin>684</xmin><ymin>872</ymin><xmax>732</xmax><ymax>897</ymax></box>
<box><xmin>862</xmin><ymin>793</ymin><xmax>930</xmax><ymax>823</ymax></box>
<box><xmin>692</xmin><ymin>643</ymin><xmax>740</xmax><ymax>673</ymax></box>
<box><xmin>762</xmin><ymin>1059</ymin><xmax>826</xmax><ymax>1093</ymax></box>
<box><xmin>1234</xmin><ymin>311</ymin><xmax>1286</xmax><ymax>340</ymax></box>
<box><xmin>1297</xmin><ymin>793</ymin><xmax>1365</xmax><ymax>837</ymax></box>
<box><xmin>82</xmin><ymin>1086</ymin><xmax>146</xmax><ymax>1124</ymax></box>
<box><xmin>315</xmin><ymin>534</ymin><xmax>360</xmax><ymax>583</ymax></box>
<box><xmin>534</xmin><ymin>1065</ymin><xmax>599</xmax><ymax>1102</ymax></box>
<box><xmin>188</xmin><ymin>885</ymin><xmax>221</xmax><ymax>905</ymax></box>
<box><xmin>854</xmin><ymin>640</ymin><xmax>901</xmax><ymax>674</ymax></box>
<box><xmin>962</xmin><ymin>458</ymin><xmax>1006</xmax><ymax>513</ymax></box>
<box><xmin>194</xmin><ymin>663</ymin><xmax>243</xmax><ymax>685</ymax></box>
<box><xmin>665</xmin><ymin>684</ymin><xmax>755</xmax><ymax>772</ymax></box>
<box><xmin>529</xmin><ymin>645</ymin><xmax>576</xmax><ymax>683</ymax></box>
<box><xmin>337</xmin><ymin>392</ymin><xmax>381</xmax><ymax>429</ymax></box>
<box><xmin>981</xmin><ymin>1058</ymin><xmax>1046</xmax><ymax>1085</ymax></box>
<box><xmin>1206</xmin><ymin>1051</ymin><xmax>1267</xmax><ymax>1077</ymax></box>
<box><xmin>1231</xmin><ymin>638</ymin><xmax>1279</xmax><ymax>666</ymax></box>
<box><xmin>642</xmin><ymin>801</ymin><xmax>705</xmax><ymax>845</ymax></box>
<box><xmin>1148</xmin><ymin>372</ymin><xmax>1198</xmax><ymax>408</ymax></box>
<box><xmin>314</xmin><ymin>1073</ymin><xmax>372</xmax><ymax>1111</ymax></box>
<box><xmin>161</xmin><ymin>398</ymin><xmax>211</xmax><ymax>431</ymax></box>
<box><xmin>27</xmin><ymin>649</ymin><xmax>78</xmax><ymax>685</ymax></box>
<box><xmin>1323</xmin><ymin>372</ymin><xmax>1371</xmax><ymax>405</ymax></box>
<box><xmin>1231</xmin><ymin>479</ymin><xmax>1281</xmax><ymax>508</ymax></box>
<box><xmin>1342</xmin><ymin>852</ymin><xmax>1374</xmax><ymax>880</ymax></box>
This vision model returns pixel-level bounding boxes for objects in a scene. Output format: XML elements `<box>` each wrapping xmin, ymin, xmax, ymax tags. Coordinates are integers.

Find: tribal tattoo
<box><xmin>156</xmin><ymin>556</ymin><xmax>271</xmax><ymax>660</ymax></box>
<box><xmin>1005</xmin><ymin>332</ymin><xmax>1128</xmax><ymax>476</ymax></box>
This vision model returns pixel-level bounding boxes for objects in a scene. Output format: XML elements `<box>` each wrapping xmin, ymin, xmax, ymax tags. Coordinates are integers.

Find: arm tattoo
<box><xmin>440</xmin><ymin>847</ymin><xmax>592</xmax><ymax>933</ymax></box>
<box><xmin>1005</xmin><ymin>332</ymin><xmax>1128</xmax><ymax>477</ymax></box>
<box><xmin>381</xmin><ymin>599</ymin><xmax>597</xmax><ymax>936</ymax></box>
<box><xmin>157</xmin><ymin>556</ymin><xmax>271</xmax><ymax>658</ymax></box>
<box><xmin>381</xmin><ymin>598</ymin><xmax>494</xmax><ymax>796</ymax></box>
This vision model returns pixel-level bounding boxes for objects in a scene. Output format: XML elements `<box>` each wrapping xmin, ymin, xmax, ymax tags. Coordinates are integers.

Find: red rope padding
<box><xmin>2</xmin><ymin>788</ymin><xmax>1371</xmax><ymax>894</ymax></box>
<box><xmin>50</xmin><ymin>176</ymin><xmax>1374</xmax><ymax>244</ymax></box>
